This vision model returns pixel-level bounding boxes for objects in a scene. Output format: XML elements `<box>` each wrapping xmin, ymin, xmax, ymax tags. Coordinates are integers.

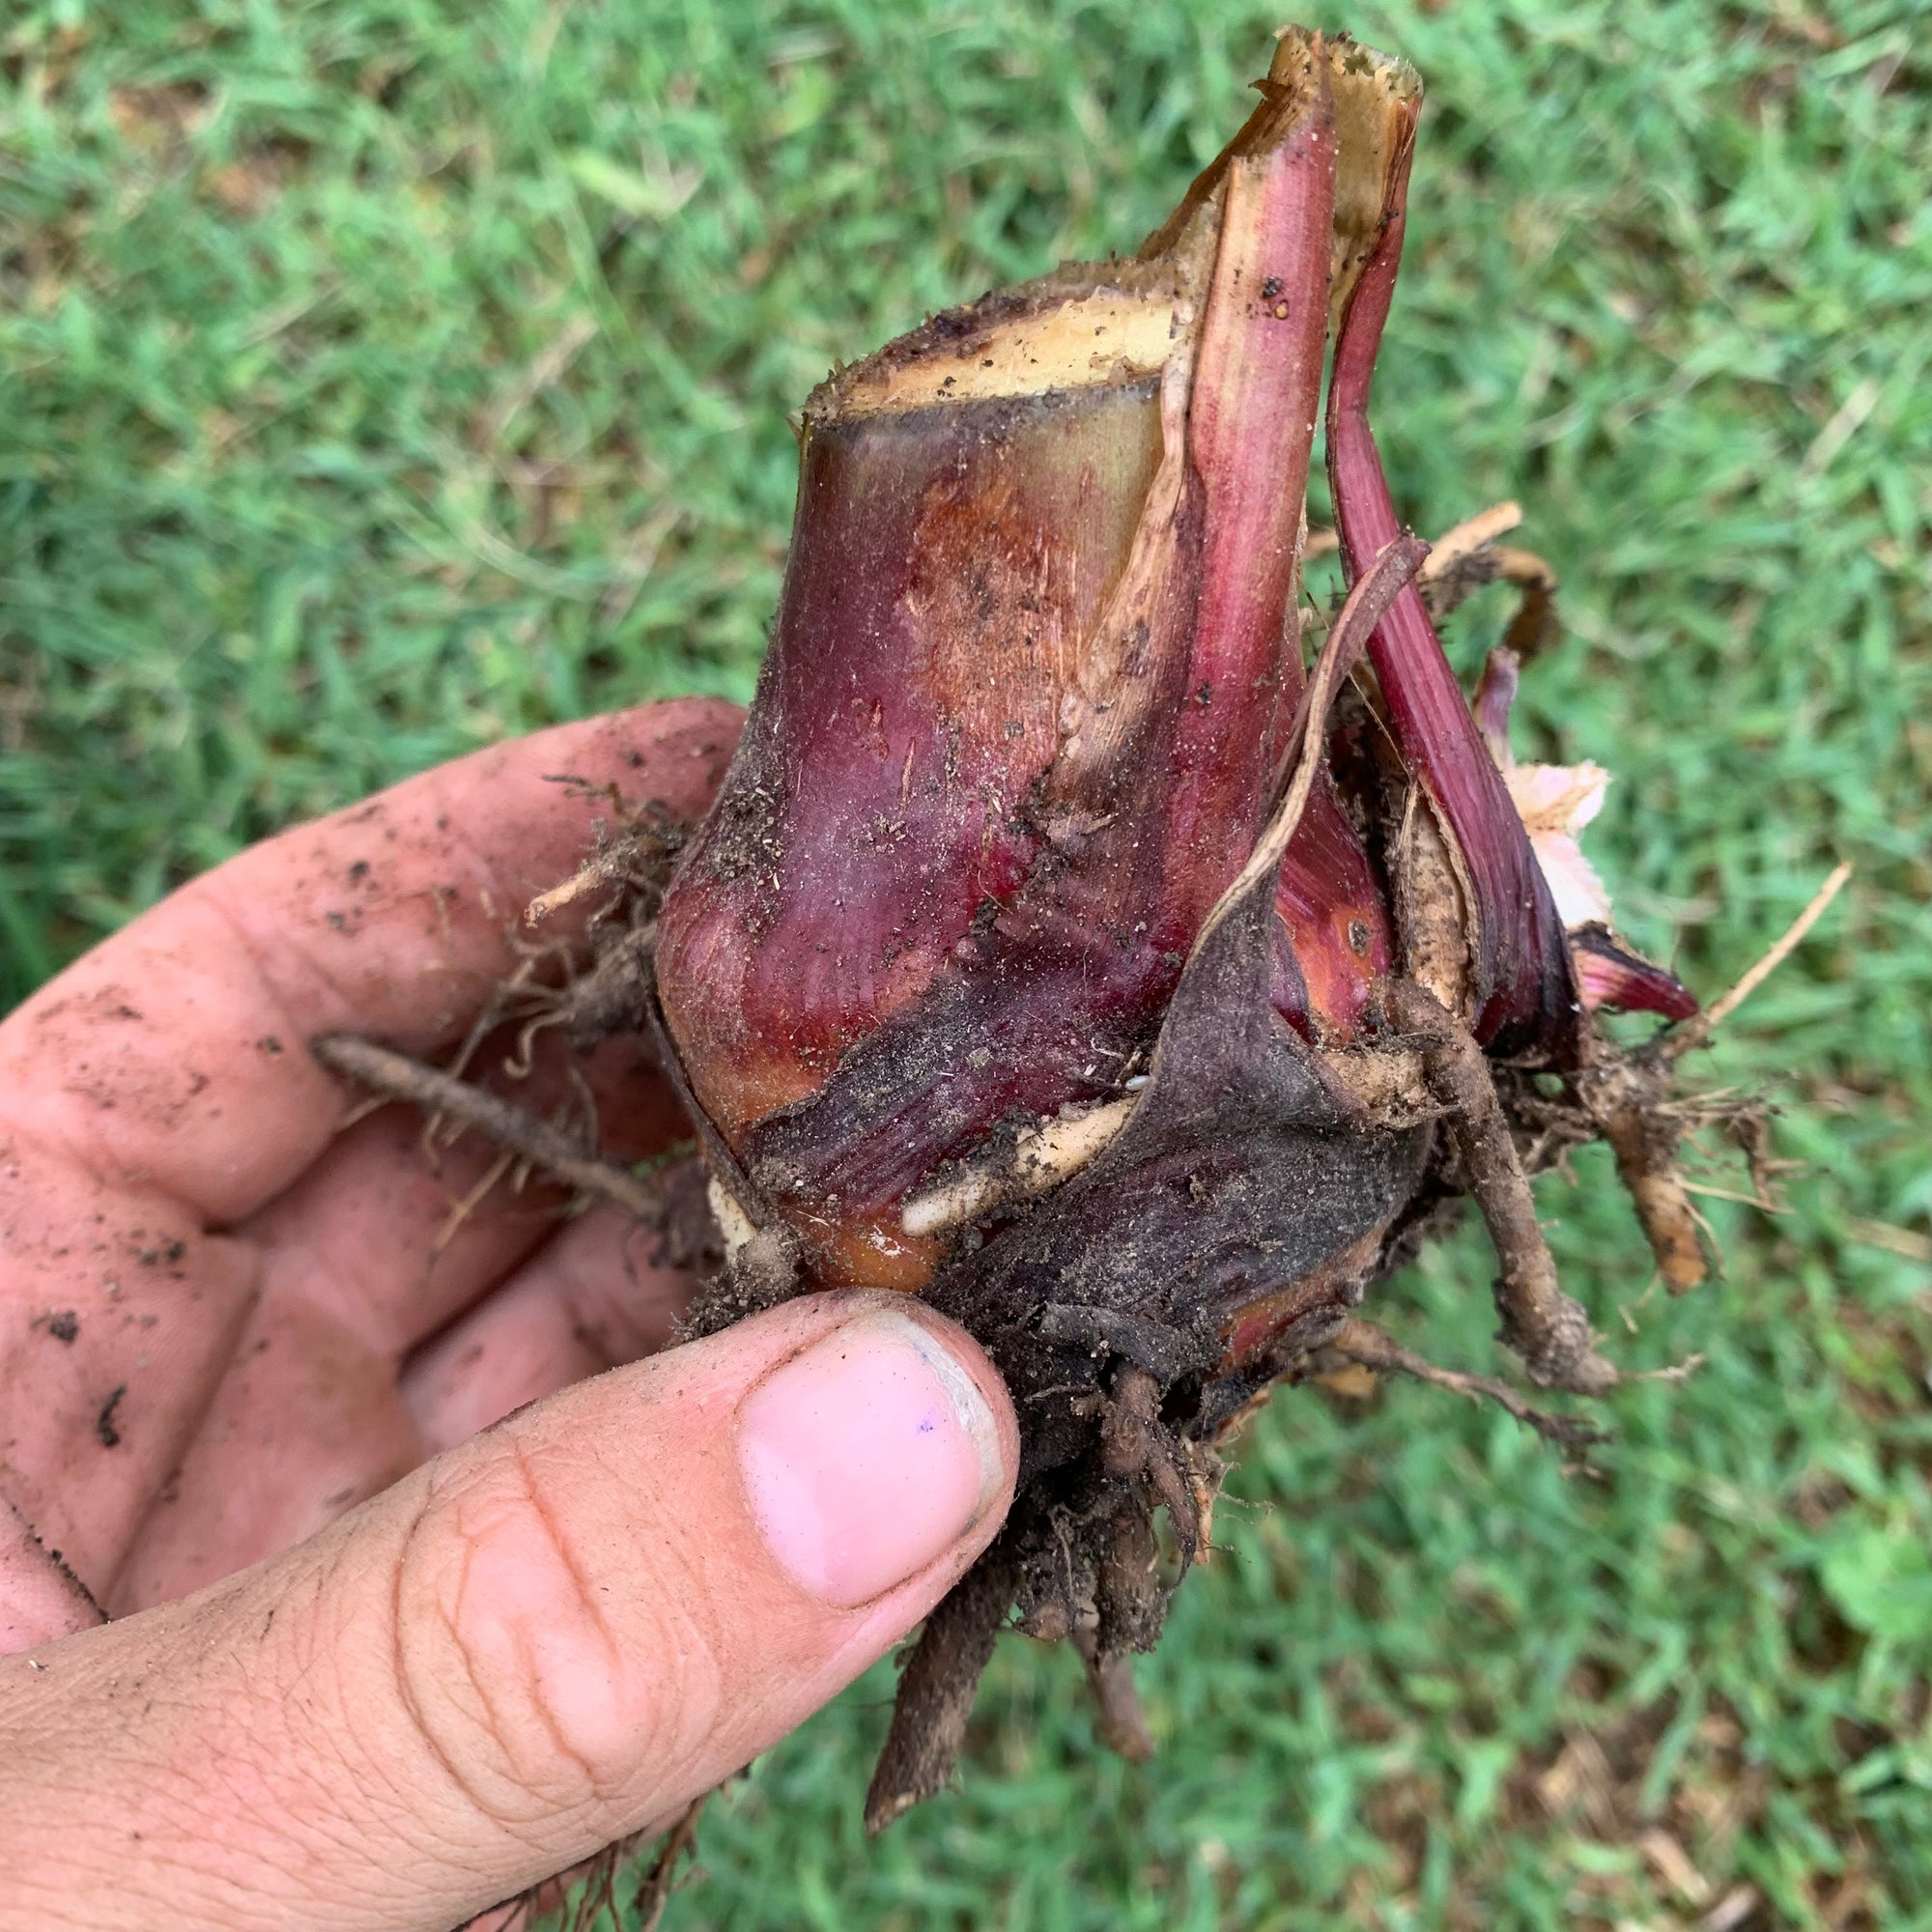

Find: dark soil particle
<box><xmin>95</xmin><ymin>1384</ymin><xmax>127</xmax><ymax>1449</ymax></box>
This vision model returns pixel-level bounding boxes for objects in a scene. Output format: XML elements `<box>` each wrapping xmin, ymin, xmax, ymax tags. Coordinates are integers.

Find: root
<box><xmin>1562</xmin><ymin>865</ymin><xmax>1847</xmax><ymax>1293</ymax></box>
<box><xmin>1099</xmin><ymin>1365</ymin><xmax>1162</xmax><ymax>1480</ymax></box>
<box><xmin>631</xmin><ymin>1789</ymin><xmax>709</xmax><ymax>1932</ymax></box>
<box><xmin>525</xmin><ymin>848</ymin><xmax>635</xmax><ymax>924</ymax></box>
<box><xmin>1096</xmin><ymin>1366</ymin><xmax>1207</xmax><ymax>1572</ymax></box>
<box><xmin>478</xmin><ymin>1785</ymin><xmax>709</xmax><ymax>1932</ymax></box>
<box><xmin>1410</xmin><ymin>499</ymin><xmax>1558</xmax><ymax>659</ymax></box>
<box><xmin>1391</xmin><ymin>867</ymin><xmax>1846</xmax><ymax>1303</ymax></box>
<box><xmin>1510</xmin><ymin>1049</ymin><xmax>1773</xmax><ymax>1299</ymax></box>
<box><xmin>866</xmin><ymin>1371</ymin><xmax>1208</xmax><ymax>1820</ymax></box>
<box><xmin>497</xmin><ymin>923</ymin><xmax>660</xmax><ymax>1079</ymax></box>
<box><xmin>901</xmin><ymin>1095</ymin><xmax>1136</xmax><ymax>1238</ymax></box>
<box><xmin>1072</xmin><ymin>1624</ymin><xmax>1155</xmax><ymax>1763</ymax></box>
<box><xmin>1728</xmin><ymin>1106</ymin><xmax>1789</xmax><ymax>1210</ymax></box>
<box><xmin>673</xmin><ymin>1219</ymin><xmax>805</xmax><ymax>1341</ymax></box>
<box><xmin>1318</xmin><ymin>1317</ymin><xmax>1610</xmax><ymax>1451</ymax></box>
<box><xmin>1312</xmin><ymin>505</ymin><xmax>1550</xmax><ymax>657</ymax></box>
<box><xmin>310</xmin><ymin>1034</ymin><xmax>664</xmax><ymax>1220</ymax></box>
<box><xmin>1585</xmin><ymin>1053</ymin><xmax>1710</xmax><ymax>1293</ymax></box>
<box><xmin>865</xmin><ymin>1552</ymin><xmax>1015</xmax><ymax>1835</ymax></box>
<box><xmin>433</xmin><ymin>1148</ymin><xmax>515</xmax><ymax>1258</ymax></box>
<box><xmin>1492</xmin><ymin>544</ymin><xmax>1559</xmax><ymax>659</ymax></box>
<box><xmin>1374</xmin><ymin>979</ymin><xmax>1620</xmax><ymax>1394</ymax></box>
<box><xmin>1664</xmin><ymin>861</ymin><xmax>1852</xmax><ymax>1061</ymax></box>
<box><xmin>1093</xmin><ymin>1497</ymin><xmax>1164</xmax><ymax>1656</ymax></box>
<box><xmin>1415</xmin><ymin>500</ymin><xmax>1520</xmax><ymax>616</ymax></box>
<box><xmin>522</xmin><ymin>804</ymin><xmax>687</xmax><ymax>927</ymax></box>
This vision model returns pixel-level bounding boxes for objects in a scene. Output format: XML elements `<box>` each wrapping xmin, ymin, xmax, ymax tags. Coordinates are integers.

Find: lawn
<box><xmin>3</xmin><ymin>0</ymin><xmax>1929</xmax><ymax>1925</ymax></box>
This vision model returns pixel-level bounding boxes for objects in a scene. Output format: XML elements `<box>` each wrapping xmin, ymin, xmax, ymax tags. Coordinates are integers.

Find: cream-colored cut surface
<box><xmin>1310</xmin><ymin>38</ymin><xmax>1423</xmax><ymax>326</ymax></box>
<box><xmin>825</xmin><ymin>287</ymin><xmax>1192</xmax><ymax>417</ymax></box>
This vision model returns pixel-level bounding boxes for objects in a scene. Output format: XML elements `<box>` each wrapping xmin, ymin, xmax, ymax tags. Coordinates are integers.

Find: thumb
<box><xmin>0</xmin><ymin>1291</ymin><xmax>1017</xmax><ymax>1932</ymax></box>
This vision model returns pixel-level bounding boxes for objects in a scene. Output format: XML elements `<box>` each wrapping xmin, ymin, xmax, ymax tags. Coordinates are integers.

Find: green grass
<box><xmin>4</xmin><ymin>0</ymin><xmax>1929</xmax><ymax>1923</ymax></box>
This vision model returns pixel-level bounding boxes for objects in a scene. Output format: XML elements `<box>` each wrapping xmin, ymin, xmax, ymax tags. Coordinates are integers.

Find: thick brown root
<box><xmin>1581</xmin><ymin>1043</ymin><xmax>1711</xmax><ymax>1293</ymax></box>
<box><xmin>1373</xmin><ymin>979</ymin><xmax>1620</xmax><ymax>1395</ymax></box>
<box><xmin>865</xmin><ymin>1553</ymin><xmax>1016</xmax><ymax>1835</ymax></box>
<box><xmin>1072</xmin><ymin>1628</ymin><xmax>1155</xmax><ymax>1763</ymax></box>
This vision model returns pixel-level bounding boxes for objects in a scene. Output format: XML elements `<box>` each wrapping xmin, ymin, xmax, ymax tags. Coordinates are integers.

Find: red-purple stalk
<box><xmin>659</xmin><ymin>44</ymin><xmax>1376</xmax><ymax>1285</ymax></box>
<box><xmin>1324</xmin><ymin>97</ymin><xmax>1579</xmax><ymax>1060</ymax></box>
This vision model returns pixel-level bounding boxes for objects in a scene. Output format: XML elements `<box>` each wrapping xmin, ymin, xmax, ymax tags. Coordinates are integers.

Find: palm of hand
<box><xmin>0</xmin><ymin>700</ymin><xmax>738</xmax><ymax>1643</ymax></box>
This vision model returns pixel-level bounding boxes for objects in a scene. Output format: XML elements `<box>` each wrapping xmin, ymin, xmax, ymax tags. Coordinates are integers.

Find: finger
<box><xmin>0</xmin><ymin>1496</ymin><xmax>102</xmax><ymax>1653</ymax></box>
<box><xmin>0</xmin><ymin>1148</ymin><xmax>260</xmax><ymax>1613</ymax></box>
<box><xmin>111</xmin><ymin>1203</ymin><xmax>692</xmax><ymax>1611</ymax></box>
<box><xmin>400</xmin><ymin>1206</ymin><xmax>694</xmax><ymax>1455</ymax></box>
<box><xmin>0</xmin><ymin>697</ymin><xmax>739</xmax><ymax>1229</ymax></box>
<box><xmin>0</xmin><ymin>1067</ymin><xmax>582</xmax><ymax>1623</ymax></box>
<box><xmin>100</xmin><ymin>1282</ymin><xmax>425</xmax><ymax>1616</ymax></box>
<box><xmin>103</xmin><ymin>1031</ymin><xmax>685</xmax><ymax>1610</ymax></box>
<box><xmin>0</xmin><ymin>1294</ymin><xmax>1019</xmax><ymax>1932</ymax></box>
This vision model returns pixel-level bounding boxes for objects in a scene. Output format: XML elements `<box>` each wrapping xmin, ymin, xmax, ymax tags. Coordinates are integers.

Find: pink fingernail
<box><xmin>736</xmin><ymin>1309</ymin><xmax>1005</xmax><ymax>1608</ymax></box>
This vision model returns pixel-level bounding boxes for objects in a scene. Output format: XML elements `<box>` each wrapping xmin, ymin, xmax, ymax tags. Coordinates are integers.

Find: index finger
<box><xmin>0</xmin><ymin>698</ymin><xmax>740</xmax><ymax>1228</ymax></box>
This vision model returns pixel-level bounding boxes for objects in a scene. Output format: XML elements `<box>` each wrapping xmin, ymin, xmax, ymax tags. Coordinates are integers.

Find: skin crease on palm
<box><xmin>0</xmin><ymin>697</ymin><xmax>1023</xmax><ymax>1932</ymax></box>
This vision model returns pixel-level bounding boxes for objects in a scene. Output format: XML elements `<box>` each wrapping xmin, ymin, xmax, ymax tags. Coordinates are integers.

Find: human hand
<box><xmin>0</xmin><ymin>698</ymin><xmax>1019</xmax><ymax>1930</ymax></box>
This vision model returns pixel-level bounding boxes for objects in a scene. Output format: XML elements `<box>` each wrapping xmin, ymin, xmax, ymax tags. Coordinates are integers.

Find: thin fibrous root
<box><xmin>491</xmin><ymin>1784</ymin><xmax>710</xmax><ymax>1932</ymax></box>
<box><xmin>1492</xmin><ymin>544</ymin><xmax>1559</xmax><ymax>658</ymax></box>
<box><xmin>1728</xmin><ymin>1107</ymin><xmax>1789</xmax><ymax>1210</ymax></box>
<box><xmin>1633</xmin><ymin>1351</ymin><xmax>1706</xmax><ymax>1384</ymax></box>
<box><xmin>524</xmin><ymin>815</ymin><xmax>679</xmax><ymax>925</ymax></box>
<box><xmin>1319</xmin><ymin>1317</ymin><xmax>1610</xmax><ymax>1451</ymax></box>
<box><xmin>1404</xmin><ymin>500</ymin><xmax>1558</xmax><ymax>657</ymax></box>
<box><xmin>632</xmin><ymin>1789</ymin><xmax>710</xmax><ymax>1932</ymax></box>
<box><xmin>525</xmin><ymin>849</ymin><xmax>630</xmax><ymax>923</ymax></box>
<box><xmin>1575</xmin><ymin>861</ymin><xmax>1850</xmax><ymax>1294</ymax></box>
<box><xmin>310</xmin><ymin>1033</ymin><xmax>663</xmax><ymax>1221</ymax></box>
<box><xmin>1664</xmin><ymin>861</ymin><xmax>1853</xmax><ymax>1062</ymax></box>
<box><xmin>503</xmin><ymin>921</ymin><xmax>659</xmax><ymax>1075</ymax></box>
<box><xmin>1581</xmin><ymin>1046</ymin><xmax>1710</xmax><ymax>1294</ymax></box>
<box><xmin>1373</xmin><ymin>979</ymin><xmax>1620</xmax><ymax>1395</ymax></box>
<box><xmin>1415</xmin><ymin>500</ymin><xmax>1520</xmax><ymax>618</ymax></box>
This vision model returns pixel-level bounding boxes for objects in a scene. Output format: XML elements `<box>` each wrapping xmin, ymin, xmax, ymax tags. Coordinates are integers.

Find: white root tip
<box><xmin>900</xmin><ymin>1095</ymin><xmax>1136</xmax><ymax>1238</ymax></box>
